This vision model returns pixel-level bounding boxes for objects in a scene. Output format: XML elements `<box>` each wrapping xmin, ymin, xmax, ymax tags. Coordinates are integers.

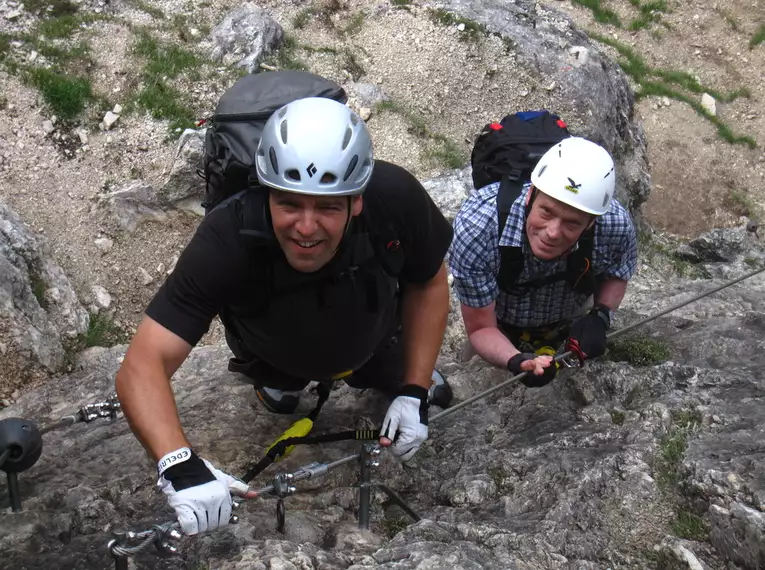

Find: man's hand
<box><xmin>568</xmin><ymin>305</ymin><xmax>610</xmax><ymax>359</ymax></box>
<box><xmin>157</xmin><ymin>448</ymin><xmax>257</xmax><ymax>535</ymax></box>
<box><xmin>507</xmin><ymin>353</ymin><xmax>557</xmax><ymax>388</ymax></box>
<box><xmin>379</xmin><ymin>385</ymin><xmax>429</xmax><ymax>463</ymax></box>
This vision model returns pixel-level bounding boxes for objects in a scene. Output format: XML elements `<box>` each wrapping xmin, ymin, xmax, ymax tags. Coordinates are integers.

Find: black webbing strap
<box><xmin>241</xmin><ymin>429</ymin><xmax>380</xmax><ymax>483</ymax></box>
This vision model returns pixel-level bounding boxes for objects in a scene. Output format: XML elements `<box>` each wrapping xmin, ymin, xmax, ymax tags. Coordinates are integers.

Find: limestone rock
<box><xmin>0</xmin><ymin>200</ymin><xmax>88</xmax><ymax>398</ymax></box>
<box><xmin>210</xmin><ymin>3</ymin><xmax>285</xmax><ymax>73</ymax></box>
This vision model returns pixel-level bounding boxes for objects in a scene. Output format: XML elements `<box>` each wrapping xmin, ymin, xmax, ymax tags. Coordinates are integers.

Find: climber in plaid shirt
<box><xmin>448</xmin><ymin>137</ymin><xmax>638</xmax><ymax>387</ymax></box>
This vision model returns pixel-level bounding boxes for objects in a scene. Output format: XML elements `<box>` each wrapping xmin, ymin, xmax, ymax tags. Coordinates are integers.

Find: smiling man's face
<box><xmin>269</xmin><ymin>190</ymin><xmax>363</xmax><ymax>273</ymax></box>
<box><xmin>525</xmin><ymin>189</ymin><xmax>593</xmax><ymax>260</ymax></box>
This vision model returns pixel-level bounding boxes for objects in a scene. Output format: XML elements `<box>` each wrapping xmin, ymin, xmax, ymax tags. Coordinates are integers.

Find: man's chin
<box><xmin>284</xmin><ymin>253</ymin><xmax>331</xmax><ymax>273</ymax></box>
<box><xmin>530</xmin><ymin>240</ymin><xmax>563</xmax><ymax>261</ymax></box>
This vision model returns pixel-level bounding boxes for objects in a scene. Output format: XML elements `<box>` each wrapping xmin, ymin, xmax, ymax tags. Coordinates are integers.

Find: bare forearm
<box><xmin>401</xmin><ymin>264</ymin><xmax>449</xmax><ymax>390</ymax></box>
<box><xmin>115</xmin><ymin>360</ymin><xmax>190</xmax><ymax>462</ymax></box>
<box><xmin>469</xmin><ymin>326</ymin><xmax>520</xmax><ymax>368</ymax></box>
<box><xmin>595</xmin><ymin>278</ymin><xmax>629</xmax><ymax>311</ymax></box>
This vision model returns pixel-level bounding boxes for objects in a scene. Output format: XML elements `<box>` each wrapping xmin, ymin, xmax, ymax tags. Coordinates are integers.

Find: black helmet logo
<box><xmin>306</xmin><ymin>163</ymin><xmax>317</xmax><ymax>177</ymax></box>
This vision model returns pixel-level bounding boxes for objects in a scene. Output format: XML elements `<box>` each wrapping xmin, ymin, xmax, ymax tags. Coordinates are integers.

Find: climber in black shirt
<box><xmin>115</xmin><ymin>97</ymin><xmax>454</xmax><ymax>536</ymax></box>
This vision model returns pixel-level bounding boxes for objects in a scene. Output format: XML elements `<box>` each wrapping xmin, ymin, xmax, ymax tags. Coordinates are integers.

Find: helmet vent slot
<box><xmin>342</xmin><ymin>127</ymin><xmax>353</xmax><ymax>150</ymax></box>
<box><xmin>343</xmin><ymin>155</ymin><xmax>359</xmax><ymax>181</ymax></box>
<box><xmin>268</xmin><ymin>147</ymin><xmax>279</xmax><ymax>174</ymax></box>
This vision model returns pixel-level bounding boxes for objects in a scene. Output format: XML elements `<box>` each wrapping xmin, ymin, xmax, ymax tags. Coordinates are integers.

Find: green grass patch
<box><xmin>655</xmin><ymin>430</ymin><xmax>687</xmax><ymax>489</ymax></box>
<box><xmin>133</xmin><ymin>31</ymin><xmax>201</xmax><ymax>79</ymax></box>
<box><xmin>343</xmin><ymin>11</ymin><xmax>366</xmax><ymax>36</ymax></box>
<box><xmin>342</xmin><ymin>48</ymin><xmax>365</xmax><ymax>80</ymax></box>
<box><xmin>29</xmin><ymin>272</ymin><xmax>48</xmax><ymax>309</ymax></box>
<box><xmin>130</xmin><ymin>30</ymin><xmax>203</xmax><ymax>134</ymax></box>
<box><xmin>134</xmin><ymin>80</ymin><xmax>196</xmax><ymax>132</ymax></box>
<box><xmin>572</xmin><ymin>0</ymin><xmax>622</xmax><ymax>27</ymax></box>
<box><xmin>375</xmin><ymin>99</ymin><xmax>467</xmax><ymax>169</ymax></box>
<box><xmin>25</xmin><ymin>67</ymin><xmax>93</xmax><ymax>119</ymax></box>
<box><xmin>590</xmin><ymin>32</ymin><xmax>756</xmax><ymax>148</ymax></box>
<box><xmin>724</xmin><ymin>188</ymin><xmax>759</xmax><ymax>218</ymax></box>
<box><xmin>38</xmin><ymin>13</ymin><xmax>82</xmax><ymax>38</ymax></box>
<box><xmin>0</xmin><ymin>32</ymin><xmax>11</xmax><ymax>61</ymax></box>
<box><xmin>84</xmin><ymin>312</ymin><xmax>127</xmax><ymax>348</ymax></box>
<box><xmin>627</xmin><ymin>0</ymin><xmax>668</xmax><ymax>31</ymax></box>
<box><xmin>610</xmin><ymin>409</ymin><xmax>626</xmax><ymax>425</ymax></box>
<box><xmin>714</xmin><ymin>8</ymin><xmax>739</xmax><ymax>32</ymax></box>
<box><xmin>605</xmin><ymin>333</ymin><xmax>670</xmax><ymax>367</ymax></box>
<box><xmin>427</xmin><ymin>8</ymin><xmax>487</xmax><ymax>41</ymax></box>
<box><xmin>264</xmin><ymin>35</ymin><xmax>307</xmax><ymax>71</ymax></box>
<box><xmin>292</xmin><ymin>7</ymin><xmax>315</xmax><ymax>29</ymax></box>
<box><xmin>131</xmin><ymin>0</ymin><xmax>165</xmax><ymax>20</ymax></box>
<box><xmin>751</xmin><ymin>24</ymin><xmax>765</xmax><ymax>49</ymax></box>
<box><xmin>426</xmin><ymin>137</ymin><xmax>467</xmax><ymax>169</ymax></box>
<box><xmin>392</xmin><ymin>0</ymin><xmax>412</xmax><ymax>9</ymax></box>
<box><xmin>672</xmin><ymin>408</ymin><xmax>702</xmax><ymax>430</ymax></box>
<box><xmin>380</xmin><ymin>517</ymin><xmax>409</xmax><ymax>538</ymax></box>
<box><xmin>22</xmin><ymin>0</ymin><xmax>78</xmax><ymax>17</ymax></box>
<box><xmin>671</xmin><ymin>509</ymin><xmax>709</xmax><ymax>541</ymax></box>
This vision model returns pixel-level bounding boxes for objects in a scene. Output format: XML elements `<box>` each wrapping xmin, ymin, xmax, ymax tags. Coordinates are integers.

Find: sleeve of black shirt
<box><xmin>366</xmin><ymin>161</ymin><xmax>454</xmax><ymax>284</ymax></box>
<box><xmin>145</xmin><ymin>207</ymin><xmax>249</xmax><ymax>346</ymax></box>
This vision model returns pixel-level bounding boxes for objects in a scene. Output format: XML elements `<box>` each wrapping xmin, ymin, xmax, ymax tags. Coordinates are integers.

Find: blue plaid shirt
<box><xmin>448</xmin><ymin>182</ymin><xmax>638</xmax><ymax>327</ymax></box>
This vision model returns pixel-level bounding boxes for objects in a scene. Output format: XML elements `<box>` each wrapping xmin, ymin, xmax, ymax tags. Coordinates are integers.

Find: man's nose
<box><xmin>546</xmin><ymin>219</ymin><xmax>562</xmax><ymax>240</ymax></box>
<box><xmin>295</xmin><ymin>210</ymin><xmax>318</xmax><ymax>235</ymax></box>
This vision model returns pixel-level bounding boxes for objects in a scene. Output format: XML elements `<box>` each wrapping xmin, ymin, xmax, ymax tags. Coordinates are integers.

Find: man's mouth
<box><xmin>293</xmin><ymin>239</ymin><xmax>322</xmax><ymax>249</ymax></box>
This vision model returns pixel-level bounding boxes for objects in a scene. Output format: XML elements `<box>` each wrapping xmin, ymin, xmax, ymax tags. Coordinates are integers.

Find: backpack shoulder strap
<box><xmin>221</xmin><ymin>190</ymin><xmax>276</xmax><ymax>318</ymax></box>
<box><xmin>496</xmin><ymin>176</ymin><xmax>527</xmax><ymax>290</ymax></box>
<box><xmin>360</xmin><ymin>204</ymin><xmax>405</xmax><ymax>278</ymax></box>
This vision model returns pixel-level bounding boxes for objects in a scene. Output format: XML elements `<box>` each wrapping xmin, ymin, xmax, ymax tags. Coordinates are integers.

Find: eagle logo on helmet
<box><xmin>564</xmin><ymin>177</ymin><xmax>581</xmax><ymax>194</ymax></box>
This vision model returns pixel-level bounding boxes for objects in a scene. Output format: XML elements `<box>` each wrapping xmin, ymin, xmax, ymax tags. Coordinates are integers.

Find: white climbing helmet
<box><xmin>530</xmin><ymin>137</ymin><xmax>616</xmax><ymax>216</ymax></box>
<box><xmin>255</xmin><ymin>97</ymin><xmax>374</xmax><ymax>196</ymax></box>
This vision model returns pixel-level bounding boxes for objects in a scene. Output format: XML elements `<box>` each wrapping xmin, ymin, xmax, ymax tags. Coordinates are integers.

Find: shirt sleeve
<box><xmin>370</xmin><ymin>162</ymin><xmax>454</xmax><ymax>284</ymax></box>
<box><xmin>597</xmin><ymin>210</ymin><xmax>638</xmax><ymax>281</ymax></box>
<box><xmin>145</xmin><ymin>208</ymin><xmax>249</xmax><ymax>346</ymax></box>
<box><xmin>448</xmin><ymin>196</ymin><xmax>500</xmax><ymax>309</ymax></box>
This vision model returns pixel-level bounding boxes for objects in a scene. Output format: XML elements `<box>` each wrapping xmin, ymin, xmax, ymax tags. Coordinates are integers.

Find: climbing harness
<box><xmin>1</xmin><ymin>395</ymin><xmax>121</xmax><ymax>512</ymax></box>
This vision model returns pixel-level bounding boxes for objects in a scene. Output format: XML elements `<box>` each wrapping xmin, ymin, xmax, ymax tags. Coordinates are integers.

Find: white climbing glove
<box><xmin>156</xmin><ymin>447</ymin><xmax>250</xmax><ymax>535</ymax></box>
<box><xmin>380</xmin><ymin>385</ymin><xmax>429</xmax><ymax>463</ymax></box>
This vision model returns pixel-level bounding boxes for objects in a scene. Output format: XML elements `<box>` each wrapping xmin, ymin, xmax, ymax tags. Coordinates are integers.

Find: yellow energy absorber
<box><xmin>266</xmin><ymin>417</ymin><xmax>314</xmax><ymax>461</ymax></box>
<box><xmin>534</xmin><ymin>345</ymin><xmax>562</xmax><ymax>370</ymax></box>
<box><xmin>331</xmin><ymin>369</ymin><xmax>353</xmax><ymax>380</ymax></box>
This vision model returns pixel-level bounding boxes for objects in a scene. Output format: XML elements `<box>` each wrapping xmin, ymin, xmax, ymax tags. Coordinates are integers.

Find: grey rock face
<box><xmin>348</xmin><ymin>82</ymin><xmax>391</xmax><ymax>108</ymax></box>
<box><xmin>96</xmin><ymin>180</ymin><xmax>171</xmax><ymax>232</ymax></box>
<box><xmin>675</xmin><ymin>226</ymin><xmax>754</xmax><ymax>263</ymax></box>
<box><xmin>431</xmin><ymin>0</ymin><xmax>651</xmax><ymax>216</ymax></box>
<box><xmin>210</xmin><ymin>3</ymin><xmax>285</xmax><ymax>73</ymax></box>
<box><xmin>421</xmin><ymin>167</ymin><xmax>473</xmax><ymax>222</ymax></box>
<box><xmin>0</xmin><ymin>200</ymin><xmax>88</xmax><ymax>397</ymax></box>
<box><xmin>157</xmin><ymin>128</ymin><xmax>207</xmax><ymax>215</ymax></box>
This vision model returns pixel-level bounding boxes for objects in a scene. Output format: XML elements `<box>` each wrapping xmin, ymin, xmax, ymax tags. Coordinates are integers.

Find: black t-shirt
<box><xmin>146</xmin><ymin>160</ymin><xmax>453</xmax><ymax>379</ymax></box>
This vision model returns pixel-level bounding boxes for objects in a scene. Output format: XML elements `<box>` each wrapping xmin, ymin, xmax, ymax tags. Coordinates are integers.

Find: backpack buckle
<box><xmin>506</xmin><ymin>168</ymin><xmax>523</xmax><ymax>182</ymax></box>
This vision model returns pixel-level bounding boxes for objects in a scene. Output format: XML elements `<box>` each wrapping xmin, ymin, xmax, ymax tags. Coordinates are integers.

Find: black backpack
<box><xmin>198</xmin><ymin>71</ymin><xmax>405</xmax><ymax>318</ymax></box>
<box><xmin>200</xmin><ymin>70</ymin><xmax>348</xmax><ymax>214</ymax></box>
<box><xmin>470</xmin><ymin>110</ymin><xmax>597</xmax><ymax>296</ymax></box>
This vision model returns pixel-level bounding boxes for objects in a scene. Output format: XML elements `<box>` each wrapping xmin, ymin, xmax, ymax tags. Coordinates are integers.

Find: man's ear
<box><xmin>350</xmin><ymin>195</ymin><xmax>363</xmax><ymax>217</ymax></box>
